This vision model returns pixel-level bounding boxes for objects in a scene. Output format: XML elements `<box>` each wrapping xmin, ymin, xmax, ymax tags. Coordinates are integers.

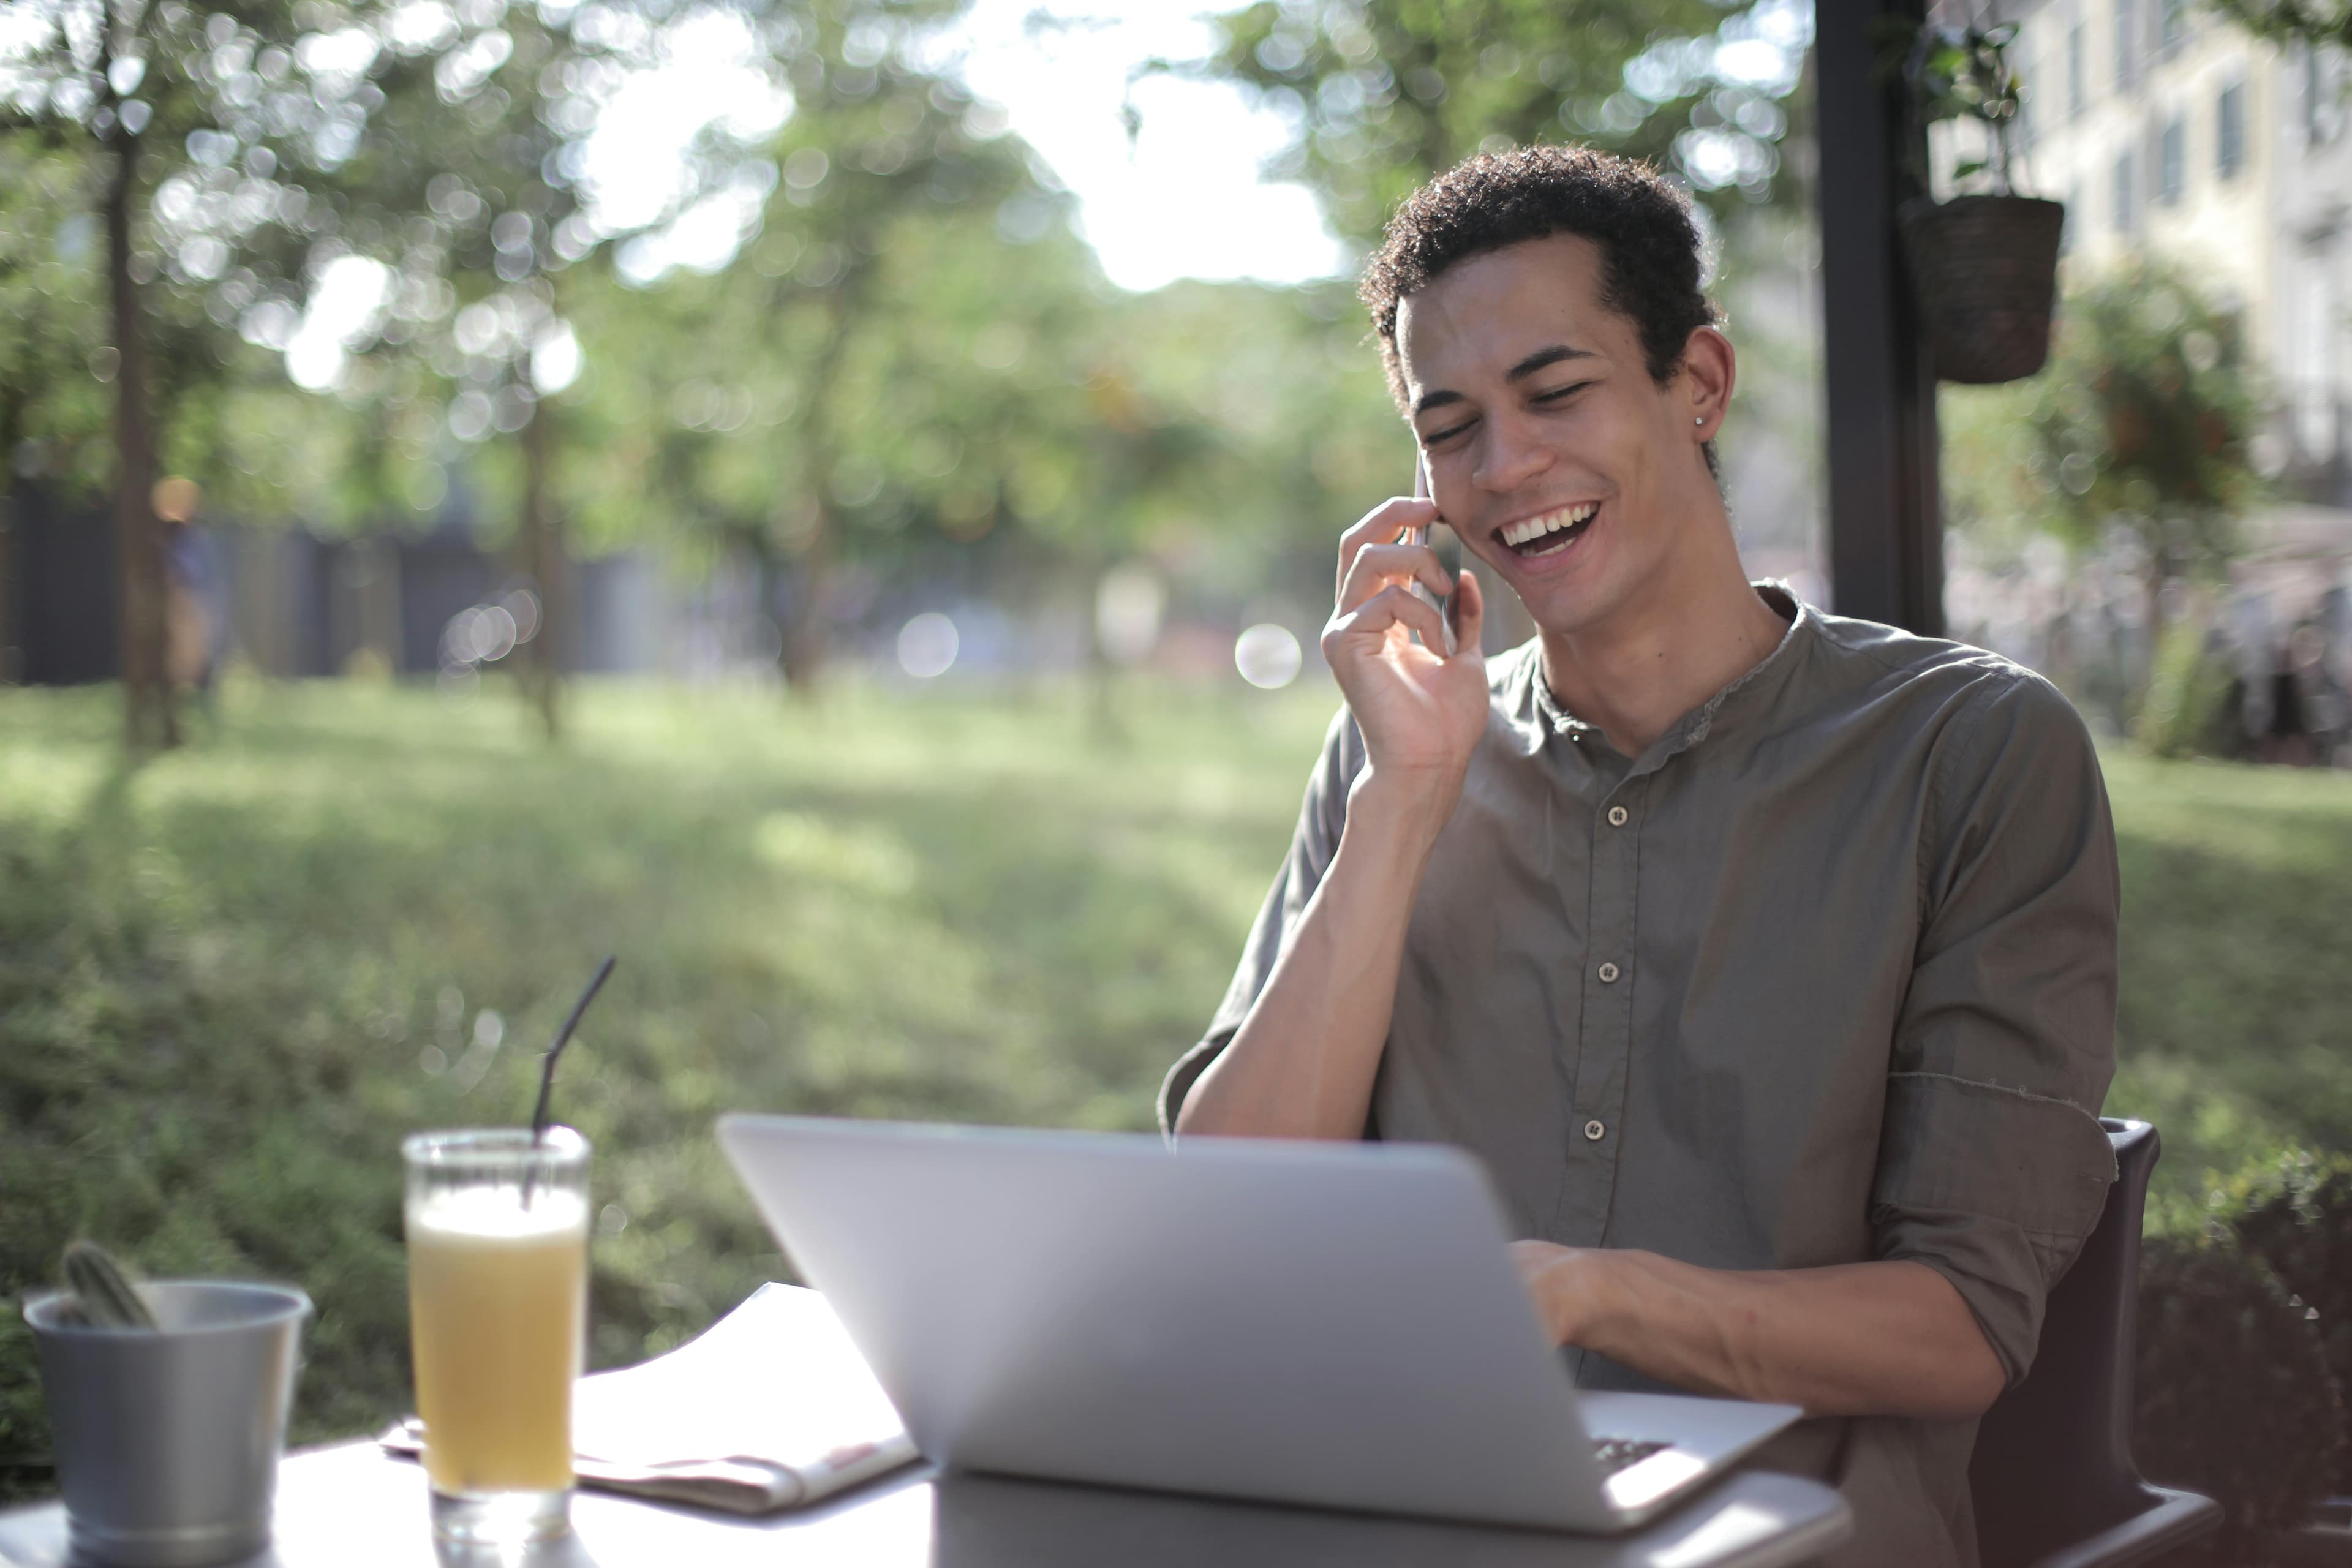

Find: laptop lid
<box><xmin>717</xmin><ymin>1115</ymin><xmax>1618</xmax><ymax>1530</ymax></box>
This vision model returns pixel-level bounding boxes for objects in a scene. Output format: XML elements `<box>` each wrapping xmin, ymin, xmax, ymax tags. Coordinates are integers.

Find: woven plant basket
<box><xmin>1896</xmin><ymin>194</ymin><xmax>2065</xmax><ymax>385</ymax></box>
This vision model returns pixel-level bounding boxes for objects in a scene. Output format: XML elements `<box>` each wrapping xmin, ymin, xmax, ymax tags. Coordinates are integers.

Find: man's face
<box><xmin>1396</xmin><ymin>233</ymin><xmax>1719</xmax><ymax>637</ymax></box>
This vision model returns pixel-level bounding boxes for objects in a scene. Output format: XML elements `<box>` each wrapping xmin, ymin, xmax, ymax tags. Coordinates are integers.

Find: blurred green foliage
<box><xmin>2022</xmin><ymin>261</ymin><xmax>2266</xmax><ymax>576</ymax></box>
<box><xmin>0</xmin><ymin>0</ymin><xmax>440</xmax><ymax>526</ymax></box>
<box><xmin>2</xmin><ymin>0</ymin><xmax>1448</xmax><ymax>703</ymax></box>
<box><xmin>1941</xmin><ymin>262</ymin><xmax>2269</xmax><ymax>724</ymax></box>
<box><xmin>2134</xmin><ymin>1234</ymin><xmax>2346</xmax><ymax>1555</ymax></box>
<box><xmin>1187</xmin><ymin>0</ymin><xmax>1807</xmax><ymax>241</ymax></box>
<box><xmin>2133</xmin><ymin>618</ymin><xmax>2241</xmax><ymax>761</ymax></box>
<box><xmin>1947</xmin><ymin>263</ymin><xmax>2266</xmax><ymax>575</ymax></box>
<box><xmin>2205</xmin><ymin>0</ymin><xmax>2352</xmax><ymax>53</ymax></box>
<box><xmin>7</xmin><ymin>0</ymin><xmax>1833</xmax><ymax>727</ymax></box>
<box><xmin>2225</xmin><ymin>1152</ymin><xmax>2352</xmax><ymax>1491</ymax></box>
<box><xmin>0</xmin><ymin>140</ymin><xmax>114</xmax><ymax>491</ymax></box>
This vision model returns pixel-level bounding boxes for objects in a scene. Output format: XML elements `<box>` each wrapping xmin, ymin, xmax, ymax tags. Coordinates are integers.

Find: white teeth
<box><xmin>1500</xmin><ymin>503</ymin><xmax>1597</xmax><ymax>549</ymax></box>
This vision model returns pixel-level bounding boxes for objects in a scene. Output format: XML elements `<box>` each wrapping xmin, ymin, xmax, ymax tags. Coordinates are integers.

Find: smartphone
<box><xmin>1406</xmin><ymin>451</ymin><xmax>1460</xmax><ymax>654</ymax></box>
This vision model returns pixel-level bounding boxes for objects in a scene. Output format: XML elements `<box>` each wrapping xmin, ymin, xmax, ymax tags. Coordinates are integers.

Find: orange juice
<box><xmin>405</xmin><ymin>1186</ymin><xmax>588</xmax><ymax>1495</ymax></box>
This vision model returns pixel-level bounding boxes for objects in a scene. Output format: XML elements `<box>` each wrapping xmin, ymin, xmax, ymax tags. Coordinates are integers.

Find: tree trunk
<box><xmin>777</xmin><ymin>272</ymin><xmax>863</xmax><ymax>695</ymax></box>
<box><xmin>741</xmin><ymin>522</ymin><xmax>785</xmax><ymax>686</ymax></box>
<box><xmin>779</xmin><ymin>532</ymin><xmax>832</xmax><ymax>696</ymax></box>
<box><xmin>518</xmin><ymin>393</ymin><xmax>562</xmax><ymax>741</ymax></box>
<box><xmin>2141</xmin><ymin>536</ymin><xmax>2174</xmax><ymax>701</ymax></box>
<box><xmin>1085</xmin><ymin>561</ymin><xmax>1123</xmax><ymax>745</ymax></box>
<box><xmin>0</xmin><ymin>480</ymin><xmax>15</xmax><ymax>688</ymax></box>
<box><xmin>2042</xmin><ymin>568</ymin><xmax>2080</xmax><ymax>699</ymax></box>
<box><xmin>107</xmin><ymin>121</ymin><xmax>175</xmax><ymax>749</ymax></box>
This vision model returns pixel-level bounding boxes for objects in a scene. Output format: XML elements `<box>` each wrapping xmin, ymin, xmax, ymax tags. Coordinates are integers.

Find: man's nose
<box><xmin>1471</xmin><ymin>412</ymin><xmax>1554</xmax><ymax>495</ymax></box>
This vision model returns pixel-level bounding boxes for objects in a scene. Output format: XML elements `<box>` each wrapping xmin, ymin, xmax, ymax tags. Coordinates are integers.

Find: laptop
<box><xmin>716</xmin><ymin>1115</ymin><xmax>1802</xmax><ymax>1533</ymax></box>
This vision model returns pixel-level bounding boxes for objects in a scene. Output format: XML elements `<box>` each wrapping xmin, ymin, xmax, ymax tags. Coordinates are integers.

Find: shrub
<box><xmin>2133</xmin><ymin>620</ymin><xmax>2241</xmax><ymax>760</ymax></box>
<box><xmin>2228</xmin><ymin>1154</ymin><xmax>2352</xmax><ymax>1494</ymax></box>
<box><xmin>2135</xmin><ymin>1235</ymin><xmax>2346</xmax><ymax>1559</ymax></box>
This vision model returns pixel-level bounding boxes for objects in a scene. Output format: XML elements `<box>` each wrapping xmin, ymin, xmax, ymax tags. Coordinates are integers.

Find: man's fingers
<box><xmin>1338</xmin><ymin>542</ymin><xmax>1453</xmax><ymax>613</ymax></box>
<box><xmin>1324</xmin><ymin>583</ymin><xmax>1450</xmax><ymax>657</ymax></box>
<box><xmin>1336</xmin><ymin>496</ymin><xmax>1439</xmax><ymax>597</ymax></box>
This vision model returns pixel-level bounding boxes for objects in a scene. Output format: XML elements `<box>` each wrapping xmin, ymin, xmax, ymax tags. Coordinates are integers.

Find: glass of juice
<box><xmin>402</xmin><ymin>1127</ymin><xmax>591</xmax><ymax>1546</ymax></box>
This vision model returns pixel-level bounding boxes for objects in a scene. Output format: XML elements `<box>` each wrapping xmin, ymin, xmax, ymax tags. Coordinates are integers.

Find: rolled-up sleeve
<box><xmin>1157</xmin><ymin>708</ymin><xmax>1365</xmax><ymax>1136</ymax></box>
<box><xmin>1871</xmin><ymin>669</ymin><xmax>2120</xmax><ymax>1385</ymax></box>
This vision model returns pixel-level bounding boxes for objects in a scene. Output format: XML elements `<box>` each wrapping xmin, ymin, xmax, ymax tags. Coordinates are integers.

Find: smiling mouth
<box><xmin>1496</xmin><ymin>502</ymin><xmax>1598</xmax><ymax>559</ymax></box>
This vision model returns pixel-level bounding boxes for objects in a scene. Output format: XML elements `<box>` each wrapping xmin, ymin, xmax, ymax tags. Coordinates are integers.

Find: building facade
<box><xmin>2003</xmin><ymin>0</ymin><xmax>2351</xmax><ymax>505</ymax></box>
<box><xmin>1932</xmin><ymin>4</ymin><xmax>2352</xmax><ymax>756</ymax></box>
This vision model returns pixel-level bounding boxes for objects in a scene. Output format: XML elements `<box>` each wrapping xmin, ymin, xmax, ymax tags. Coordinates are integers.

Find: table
<box><xmin>0</xmin><ymin>1285</ymin><xmax>1850</xmax><ymax>1568</ymax></box>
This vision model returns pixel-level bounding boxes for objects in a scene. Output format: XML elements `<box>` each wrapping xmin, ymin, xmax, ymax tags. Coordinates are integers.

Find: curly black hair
<box><xmin>1360</xmin><ymin>145</ymin><xmax>1721</xmax><ymax>410</ymax></box>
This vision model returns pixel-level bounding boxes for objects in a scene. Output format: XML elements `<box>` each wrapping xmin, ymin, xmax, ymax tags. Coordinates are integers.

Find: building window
<box><xmin>2219</xmin><ymin>80</ymin><xmax>2247</xmax><ymax>178</ymax></box>
<box><xmin>2159</xmin><ymin>113</ymin><xmax>2187</xmax><ymax>202</ymax></box>
<box><xmin>2116</xmin><ymin>0</ymin><xmax>2139</xmax><ymax>91</ymax></box>
<box><xmin>2160</xmin><ymin>0</ymin><xmax>2190</xmax><ymax>56</ymax></box>
<box><xmin>2114</xmin><ymin>148</ymin><xmax>2138</xmax><ymax>232</ymax></box>
<box><xmin>2307</xmin><ymin>46</ymin><xmax>2343</xmax><ymax>145</ymax></box>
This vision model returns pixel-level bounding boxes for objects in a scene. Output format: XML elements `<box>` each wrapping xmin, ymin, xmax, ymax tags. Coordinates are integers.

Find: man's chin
<box><xmin>1513</xmin><ymin>564</ymin><xmax>1627</xmax><ymax>641</ymax></box>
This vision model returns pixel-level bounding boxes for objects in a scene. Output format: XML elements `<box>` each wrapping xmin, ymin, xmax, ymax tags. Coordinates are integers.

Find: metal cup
<box><xmin>23</xmin><ymin>1280</ymin><xmax>312</xmax><ymax>1568</ymax></box>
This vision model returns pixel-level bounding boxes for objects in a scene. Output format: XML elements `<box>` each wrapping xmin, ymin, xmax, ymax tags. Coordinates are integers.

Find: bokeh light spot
<box><xmin>897</xmin><ymin>612</ymin><xmax>959</xmax><ymax>679</ymax></box>
<box><xmin>1235</xmin><ymin>623</ymin><xmax>1303</xmax><ymax>689</ymax></box>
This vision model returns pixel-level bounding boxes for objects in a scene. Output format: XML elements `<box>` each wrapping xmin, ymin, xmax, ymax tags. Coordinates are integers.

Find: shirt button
<box><xmin>1607</xmin><ymin>805</ymin><xmax>1629</xmax><ymax>827</ymax></box>
<box><xmin>1598</xmin><ymin>961</ymin><xmax>1621</xmax><ymax>983</ymax></box>
<box><xmin>1584</xmin><ymin>1120</ymin><xmax>1607</xmax><ymax>1141</ymax></box>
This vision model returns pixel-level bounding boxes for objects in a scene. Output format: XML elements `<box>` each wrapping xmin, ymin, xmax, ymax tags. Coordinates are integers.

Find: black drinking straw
<box><xmin>522</xmin><ymin>954</ymin><xmax>615</xmax><ymax>1206</ymax></box>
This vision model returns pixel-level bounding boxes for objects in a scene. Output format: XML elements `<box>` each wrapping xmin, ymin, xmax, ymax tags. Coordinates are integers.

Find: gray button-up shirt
<box><xmin>1160</xmin><ymin>587</ymin><xmax>2119</xmax><ymax>1568</ymax></box>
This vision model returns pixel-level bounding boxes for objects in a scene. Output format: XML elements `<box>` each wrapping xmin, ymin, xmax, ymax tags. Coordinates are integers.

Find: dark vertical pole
<box><xmin>1814</xmin><ymin>0</ymin><xmax>1945</xmax><ymax>636</ymax></box>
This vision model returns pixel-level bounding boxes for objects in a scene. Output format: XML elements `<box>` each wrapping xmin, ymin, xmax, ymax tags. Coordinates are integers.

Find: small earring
<box><xmin>1694</xmin><ymin>417</ymin><xmax>1705</xmax><ymax>426</ymax></box>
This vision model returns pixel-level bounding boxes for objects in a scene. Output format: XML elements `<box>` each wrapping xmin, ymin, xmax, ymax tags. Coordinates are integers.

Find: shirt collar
<box><xmin>1527</xmin><ymin>581</ymin><xmax>1814</xmax><ymax>771</ymax></box>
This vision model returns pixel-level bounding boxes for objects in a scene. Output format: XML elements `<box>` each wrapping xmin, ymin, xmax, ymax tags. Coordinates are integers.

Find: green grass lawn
<box><xmin>2102</xmin><ymin>750</ymin><xmax>2352</xmax><ymax>1229</ymax></box>
<box><xmin>2</xmin><ymin>676</ymin><xmax>2348</xmax><ymax>1499</ymax></box>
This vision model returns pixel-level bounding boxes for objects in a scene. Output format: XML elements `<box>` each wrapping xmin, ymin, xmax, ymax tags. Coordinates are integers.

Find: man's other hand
<box><xmin>1505</xmin><ymin>1239</ymin><xmax>2008</xmax><ymax>1421</ymax></box>
<box><xmin>1324</xmin><ymin>498</ymin><xmax>1488</xmax><ymax>834</ymax></box>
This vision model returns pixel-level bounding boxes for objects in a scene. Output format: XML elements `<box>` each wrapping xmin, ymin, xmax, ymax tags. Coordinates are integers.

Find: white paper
<box><xmin>571</xmin><ymin>1283</ymin><xmax>912</xmax><ymax>1480</ymax></box>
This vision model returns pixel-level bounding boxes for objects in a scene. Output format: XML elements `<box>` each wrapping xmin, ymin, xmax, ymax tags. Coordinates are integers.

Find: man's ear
<box><xmin>1681</xmin><ymin>327</ymin><xmax>1736</xmax><ymax>440</ymax></box>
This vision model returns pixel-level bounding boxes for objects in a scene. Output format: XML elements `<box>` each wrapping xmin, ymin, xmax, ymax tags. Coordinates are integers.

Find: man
<box><xmin>1160</xmin><ymin>146</ymin><xmax>2119</xmax><ymax>1568</ymax></box>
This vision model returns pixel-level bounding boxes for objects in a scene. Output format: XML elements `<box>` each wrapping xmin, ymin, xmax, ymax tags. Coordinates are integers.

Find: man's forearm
<box><xmin>1175</xmin><ymin>778</ymin><xmax>1445</xmax><ymax>1141</ymax></box>
<box><xmin>1515</xmin><ymin>1246</ymin><xmax>2007</xmax><ymax>1422</ymax></box>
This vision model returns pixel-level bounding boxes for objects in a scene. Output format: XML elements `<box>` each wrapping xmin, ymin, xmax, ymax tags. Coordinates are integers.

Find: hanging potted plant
<box><xmin>1880</xmin><ymin>21</ymin><xmax>2066</xmax><ymax>384</ymax></box>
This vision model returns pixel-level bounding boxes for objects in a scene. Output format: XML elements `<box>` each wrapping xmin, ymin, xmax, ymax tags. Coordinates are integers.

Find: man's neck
<box><xmin>1536</xmin><ymin>529</ymin><xmax>1790</xmax><ymax>760</ymax></box>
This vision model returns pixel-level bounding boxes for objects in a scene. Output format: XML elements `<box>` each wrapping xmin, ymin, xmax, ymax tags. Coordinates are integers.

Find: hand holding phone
<box><xmin>1320</xmin><ymin>459</ymin><xmax>1488</xmax><ymax>837</ymax></box>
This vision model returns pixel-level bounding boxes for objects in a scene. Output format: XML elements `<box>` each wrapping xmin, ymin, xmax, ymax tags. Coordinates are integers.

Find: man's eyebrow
<box><xmin>1506</xmin><ymin>344</ymin><xmax>1597</xmax><ymax>381</ymax></box>
<box><xmin>1411</xmin><ymin>344</ymin><xmax>1598</xmax><ymax>417</ymax></box>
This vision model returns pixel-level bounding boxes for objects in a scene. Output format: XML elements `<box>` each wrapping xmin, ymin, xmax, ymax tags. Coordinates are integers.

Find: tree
<box><xmin>2018</xmin><ymin>262</ymin><xmax>2266</xmax><ymax>687</ymax></box>
<box><xmin>2207</xmin><ymin>0</ymin><xmax>2352</xmax><ymax>52</ymax></box>
<box><xmin>567</xmin><ymin>124</ymin><xmax>1419</xmax><ymax>694</ymax></box>
<box><xmin>562</xmin><ymin>28</ymin><xmax>1118</xmax><ymax>691</ymax></box>
<box><xmin>304</xmin><ymin>0</ymin><xmax>680</xmax><ymax>736</ymax></box>
<box><xmin>1</xmin><ymin>0</ymin><xmax>402</xmax><ymax>744</ymax></box>
<box><xmin>1172</xmin><ymin>0</ymin><xmax>1812</xmax><ymax>247</ymax></box>
<box><xmin>0</xmin><ymin>140</ymin><xmax>111</xmax><ymax>503</ymax></box>
<box><xmin>314</xmin><ymin>0</ymin><xmax>1009</xmax><ymax>719</ymax></box>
